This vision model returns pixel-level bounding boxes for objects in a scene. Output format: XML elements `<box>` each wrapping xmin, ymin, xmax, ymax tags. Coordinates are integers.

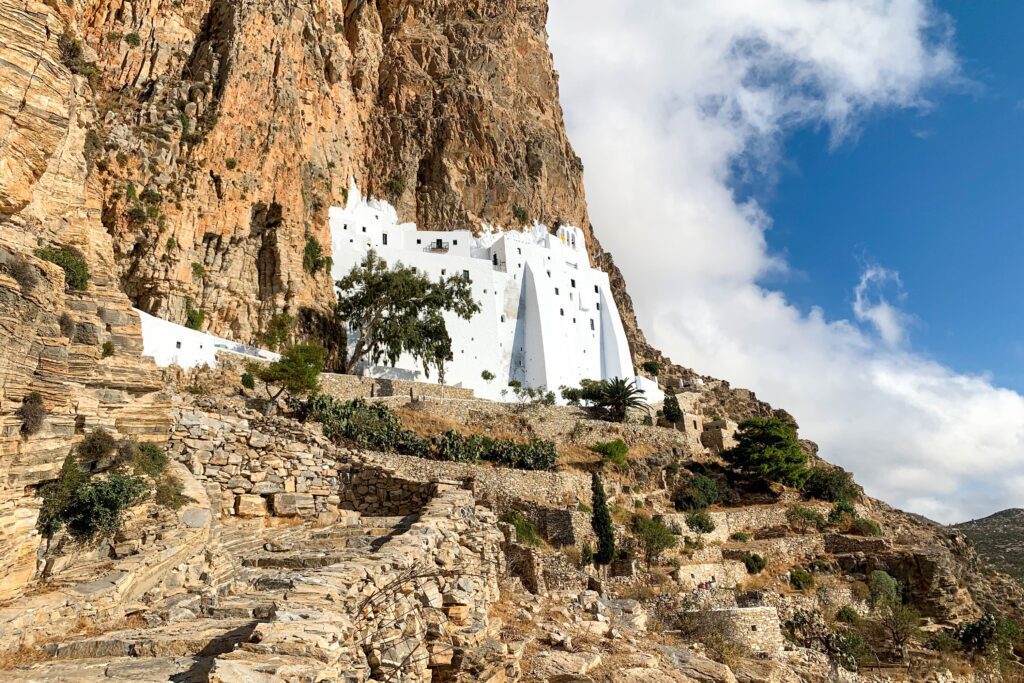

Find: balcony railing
<box><xmin>424</xmin><ymin>241</ymin><xmax>450</xmax><ymax>253</ymax></box>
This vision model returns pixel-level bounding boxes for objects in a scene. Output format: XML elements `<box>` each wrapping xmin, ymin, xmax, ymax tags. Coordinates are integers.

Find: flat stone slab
<box><xmin>0</xmin><ymin>656</ymin><xmax>208</xmax><ymax>681</ymax></box>
<box><xmin>46</xmin><ymin>619</ymin><xmax>259</xmax><ymax>660</ymax></box>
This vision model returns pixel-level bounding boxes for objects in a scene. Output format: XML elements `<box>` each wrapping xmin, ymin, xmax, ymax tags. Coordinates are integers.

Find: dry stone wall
<box><xmin>319</xmin><ymin>373</ymin><xmax>474</xmax><ymax>401</ymax></box>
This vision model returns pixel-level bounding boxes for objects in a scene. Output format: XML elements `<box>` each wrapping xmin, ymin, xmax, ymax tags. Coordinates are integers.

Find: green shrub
<box><xmin>166</xmin><ymin>237</ymin><xmax>177</xmax><ymax>250</ymax></box>
<box><xmin>191</xmin><ymin>262</ymin><xmax>205</xmax><ymax>279</ymax></box>
<box><xmin>18</xmin><ymin>391</ymin><xmax>45</xmax><ymax>436</ymax></box>
<box><xmin>592</xmin><ymin>439</ymin><xmax>628</xmax><ymax>469</ymax></box>
<box><xmin>730</xmin><ymin>531</ymin><xmax>750</xmax><ymax>542</ymax></box>
<box><xmin>185</xmin><ymin>300</ymin><xmax>205</xmax><ymax>330</ymax></box>
<box><xmin>786</xmin><ymin>505</ymin><xmax>826</xmax><ymax>532</ymax></box>
<box><xmin>581</xmin><ymin>541</ymin><xmax>594</xmax><ymax>566</ymax></box>
<box><xmin>790</xmin><ymin>567</ymin><xmax>815</xmax><ymax>590</ymax></box>
<box><xmin>742</xmin><ymin>552</ymin><xmax>766</xmax><ymax>574</ymax></box>
<box><xmin>132</xmin><ymin>442</ymin><xmax>168</xmax><ymax>478</ymax></box>
<box><xmin>125</xmin><ymin>32</ymin><xmax>141</xmax><ymax>47</ymax></box>
<box><xmin>432</xmin><ymin>430</ymin><xmax>488</xmax><ymax>464</ymax></box>
<box><xmin>302</xmin><ymin>235</ymin><xmax>332</xmax><ymax>275</ymax></box>
<box><xmin>385</xmin><ymin>175</ymin><xmax>406</xmax><ymax>199</ymax></box>
<box><xmin>101</xmin><ymin>340</ymin><xmax>115</xmax><ymax>358</ymax></box>
<box><xmin>836</xmin><ymin>605</ymin><xmax>860</xmax><ymax>625</ymax></box>
<box><xmin>500</xmin><ymin>510</ymin><xmax>540</xmax><ymax>546</ymax></box>
<box><xmin>953</xmin><ymin>613</ymin><xmax>1021</xmax><ymax>658</ymax></box>
<box><xmin>258</xmin><ymin>313</ymin><xmax>296</xmax><ymax>352</ymax></box>
<box><xmin>481</xmin><ymin>369</ymin><xmax>495</xmax><ymax>381</ymax></box>
<box><xmin>849</xmin><ymin>517</ymin><xmax>881</xmax><ymax>537</ymax></box>
<box><xmin>241</xmin><ymin>372</ymin><xmax>255</xmax><ymax>390</ymax></box>
<box><xmin>724</xmin><ymin>415</ymin><xmax>808</xmax><ymax>488</ymax></box>
<box><xmin>685</xmin><ymin>509</ymin><xmax>716</xmax><ymax>536</ymax></box>
<box><xmin>225</xmin><ymin>158</ymin><xmax>238</xmax><ymax>170</ymax></box>
<box><xmin>803</xmin><ymin>466</ymin><xmax>858</xmax><ymax>502</ymax></box>
<box><xmin>672</xmin><ymin>473</ymin><xmax>719</xmax><ymax>512</ymax></box>
<box><xmin>77</xmin><ymin>428</ymin><xmax>117</xmax><ymax>463</ymax></box>
<box><xmin>36</xmin><ymin>246</ymin><xmax>89</xmax><ymax>291</ymax></box>
<box><xmin>577</xmin><ymin>502</ymin><xmax>592</xmax><ymax>513</ymax></box>
<box><xmin>591</xmin><ymin>473</ymin><xmax>615</xmax><ymax>566</ymax></box>
<box><xmin>641</xmin><ymin>360</ymin><xmax>660</xmax><ymax>376</ymax></box>
<box><xmin>154</xmin><ymin>475</ymin><xmax>192</xmax><ymax>510</ymax></box>
<box><xmin>513</xmin><ymin>206</ymin><xmax>528</xmax><ymax>224</ymax></box>
<box><xmin>62</xmin><ymin>472</ymin><xmax>148</xmax><ymax>542</ymax></box>
<box><xmin>139</xmin><ymin>188</ymin><xmax>162</xmax><ymax>205</ymax></box>
<box><xmin>662</xmin><ymin>393</ymin><xmax>683</xmax><ymax>426</ymax></box>
<box><xmin>828</xmin><ymin>500</ymin><xmax>856</xmax><ymax>526</ymax></box>
<box><xmin>868</xmin><ymin>570</ymin><xmax>902</xmax><ymax>608</ymax></box>
<box><xmin>125</xmin><ymin>182</ymin><xmax>138</xmax><ymax>201</ymax></box>
<box><xmin>126</xmin><ymin>204</ymin><xmax>148</xmax><ymax>224</ymax></box>
<box><xmin>632</xmin><ymin>516</ymin><xmax>677</xmax><ymax>569</ymax></box>
<box><xmin>37</xmin><ymin>455</ymin><xmax>87</xmax><ymax>538</ymax></box>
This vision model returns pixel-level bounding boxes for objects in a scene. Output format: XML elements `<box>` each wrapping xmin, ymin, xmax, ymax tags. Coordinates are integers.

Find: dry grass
<box><xmin>395</xmin><ymin>406</ymin><xmax>524</xmax><ymax>443</ymax></box>
<box><xmin>0</xmin><ymin>644</ymin><xmax>48</xmax><ymax>670</ymax></box>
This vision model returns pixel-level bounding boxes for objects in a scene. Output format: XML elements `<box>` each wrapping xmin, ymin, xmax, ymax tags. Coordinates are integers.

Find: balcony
<box><xmin>424</xmin><ymin>240</ymin><xmax>450</xmax><ymax>253</ymax></box>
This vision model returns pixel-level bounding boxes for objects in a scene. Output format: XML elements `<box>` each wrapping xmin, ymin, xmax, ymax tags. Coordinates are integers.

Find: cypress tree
<box><xmin>662</xmin><ymin>393</ymin><xmax>682</xmax><ymax>428</ymax></box>
<box><xmin>591</xmin><ymin>472</ymin><xmax>615</xmax><ymax>568</ymax></box>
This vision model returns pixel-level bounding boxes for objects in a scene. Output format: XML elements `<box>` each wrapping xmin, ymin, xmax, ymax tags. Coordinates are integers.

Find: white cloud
<box><xmin>549</xmin><ymin>0</ymin><xmax>1024</xmax><ymax>523</ymax></box>
<box><xmin>853</xmin><ymin>264</ymin><xmax>911</xmax><ymax>346</ymax></box>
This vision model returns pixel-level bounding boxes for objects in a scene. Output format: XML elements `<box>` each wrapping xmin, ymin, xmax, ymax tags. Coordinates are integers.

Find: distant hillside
<box><xmin>954</xmin><ymin>508</ymin><xmax>1024</xmax><ymax>581</ymax></box>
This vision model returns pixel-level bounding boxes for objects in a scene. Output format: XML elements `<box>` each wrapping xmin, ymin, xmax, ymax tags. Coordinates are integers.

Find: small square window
<box><xmin>175</xmin><ymin>341</ymin><xmax>182</xmax><ymax>349</ymax></box>
<box><xmin>417</xmin><ymin>239</ymin><xmax>422</xmax><ymax>244</ymax></box>
<box><xmin>453</xmin><ymin>239</ymin><xmax>458</xmax><ymax>245</ymax></box>
<box><xmin>362</xmin><ymin>226</ymin><xmax>366</xmax><ymax>232</ymax></box>
<box><xmin>343</xmin><ymin>224</ymin><xmax>348</xmax><ymax>230</ymax></box>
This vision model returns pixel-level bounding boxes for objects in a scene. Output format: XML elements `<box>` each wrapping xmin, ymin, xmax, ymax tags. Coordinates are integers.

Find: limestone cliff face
<box><xmin>65</xmin><ymin>0</ymin><xmax>587</xmax><ymax>347</ymax></box>
<box><xmin>0</xmin><ymin>1</ymin><xmax>169</xmax><ymax>600</ymax></box>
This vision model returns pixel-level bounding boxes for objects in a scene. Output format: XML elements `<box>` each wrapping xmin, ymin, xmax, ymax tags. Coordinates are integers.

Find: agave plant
<box><xmin>597</xmin><ymin>377</ymin><xmax>647</xmax><ymax>422</ymax></box>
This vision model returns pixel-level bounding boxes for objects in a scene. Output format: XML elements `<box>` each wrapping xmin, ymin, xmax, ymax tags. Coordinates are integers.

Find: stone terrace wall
<box><xmin>659</xmin><ymin>503</ymin><xmax>833</xmax><ymax>544</ymax></box>
<box><xmin>714</xmin><ymin>606</ymin><xmax>784</xmax><ymax>654</ymax></box>
<box><xmin>372</xmin><ymin>396</ymin><xmax>694</xmax><ymax>453</ymax></box>
<box><xmin>319</xmin><ymin>373</ymin><xmax>475</xmax><ymax>401</ymax></box>
<box><xmin>168</xmin><ymin>400</ymin><xmax>437</xmax><ymax>520</ymax></box>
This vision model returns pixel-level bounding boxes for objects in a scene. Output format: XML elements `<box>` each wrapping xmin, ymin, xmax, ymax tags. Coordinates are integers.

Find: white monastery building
<box><xmin>137</xmin><ymin>310</ymin><xmax>279</xmax><ymax>370</ymax></box>
<box><xmin>329</xmin><ymin>182</ymin><xmax>662</xmax><ymax>404</ymax></box>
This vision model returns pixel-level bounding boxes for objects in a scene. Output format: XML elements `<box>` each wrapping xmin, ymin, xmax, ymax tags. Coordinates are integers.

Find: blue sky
<box><xmin>550</xmin><ymin>0</ymin><xmax>1024</xmax><ymax>522</ymax></box>
<box><xmin>750</xmin><ymin>1</ymin><xmax>1024</xmax><ymax>392</ymax></box>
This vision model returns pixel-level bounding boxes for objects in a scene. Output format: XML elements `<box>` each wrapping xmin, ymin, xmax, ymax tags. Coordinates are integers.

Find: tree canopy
<box><xmin>335</xmin><ymin>251</ymin><xmax>480</xmax><ymax>380</ymax></box>
<box><xmin>724</xmin><ymin>416</ymin><xmax>808</xmax><ymax>487</ymax></box>
<box><xmin>250</xmin><ymin>344</ymin><xmax>325</xmax><ymax>404</ymax></box>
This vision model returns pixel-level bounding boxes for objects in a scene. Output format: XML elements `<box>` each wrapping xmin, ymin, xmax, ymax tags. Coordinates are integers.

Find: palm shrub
<box><xmin>595</xmin><ymin>377</ymin><xmax>647</xmax><ymax>422</ymax></box>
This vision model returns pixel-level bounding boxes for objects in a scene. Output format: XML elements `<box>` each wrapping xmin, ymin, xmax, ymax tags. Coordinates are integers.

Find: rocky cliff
<box><xmin>0</xmin><ymin>1</ymin><xmax>169</xmax><ymax>600</ymax></box>
<box><xmin>58</xmin><ymin>0</ymin><xmax>587</xmax><ymax>349</ymax></box>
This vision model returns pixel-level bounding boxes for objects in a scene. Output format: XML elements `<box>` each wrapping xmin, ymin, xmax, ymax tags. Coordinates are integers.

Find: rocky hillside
<box><xmin>955</xmin><ymin>509</ymin><xmax>1024</xmax><ymax>582</ymax></box>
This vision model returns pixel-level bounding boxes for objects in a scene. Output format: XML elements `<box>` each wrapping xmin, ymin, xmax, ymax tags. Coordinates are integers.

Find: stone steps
<box><xmin>44</xmin><ymin>619</ymin><xmax>261</xmax><ymax>660</ymax></box>
<box><xmin>0</xmin><ymin>656</ymin><xmax>210</xmax><ymax>682</ymax></box>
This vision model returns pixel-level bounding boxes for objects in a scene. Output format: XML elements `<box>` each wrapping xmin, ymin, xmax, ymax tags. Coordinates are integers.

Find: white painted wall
<box><xmin>329</xmin><ymin>181</ymin><xmax>664</xmax><ymax>405</ymax></box>
<box><xmin>137</xmin><ymin>310</ymin><xmax>279</xmax><ymax>369</ymax></box>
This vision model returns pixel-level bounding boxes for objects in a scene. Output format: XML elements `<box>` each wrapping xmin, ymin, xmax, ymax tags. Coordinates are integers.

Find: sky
<box><xmin>547</xmin><ymin>0</ymin><xmax>1024</xmax><ymax>524</ymax></box>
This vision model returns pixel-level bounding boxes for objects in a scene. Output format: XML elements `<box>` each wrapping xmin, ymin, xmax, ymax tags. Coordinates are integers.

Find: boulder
<box><xmin>236</xmin><ymin>494</ymin><xmax>268</xmax><ymax>518</ymax></box>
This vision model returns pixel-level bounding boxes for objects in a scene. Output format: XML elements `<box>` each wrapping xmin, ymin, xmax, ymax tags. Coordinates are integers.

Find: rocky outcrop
<box><xmin>0</xmin><ymin>1</ymin><xmax>169</xmax><ymax>601</ymax></box>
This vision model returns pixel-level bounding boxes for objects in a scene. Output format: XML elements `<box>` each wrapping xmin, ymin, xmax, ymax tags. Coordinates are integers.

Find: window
<box><xmin>501</xmin><ymin>315</ymin><xmax>506</xmax><ymax>323</ymax></box>
<box><xmin>417</xmin><ymin>238</ymin><xmax>422</xmax><ymax>244</ymax></box>
<box><xmin>453</xmin><ymin>239</ymin><xmax>458</xmax><ymax>245</ymax></box>
<box><xmin>589</xmin><ymin>319</ymin><xmax>594</xmax><ymax>331</ymax></box>
<box><xmin>362</xmin><ymin>226</ymin><xmax>366</xmax><ymax>232</ymax></box>
<box><xmin>492</xmin><ymin>254</ymin><xmax>498</xmax><ymax>266</ymax></box>
<box><xmin>175</xmin><ymin>341</ymin><xmax>182</xmax><ymax>349</ymax></box>
<box><xmin>569</xmin><ymin>292</ymin><xmax>574</xmax><ymax>301</ymax></box>
<box><xmin>463</xmin><ymin>270</ymin><xmax>470</xmax><ymax>280</ymax></box>
<box><xmin>343</xmin><ymin>224</ymin><xmax>348</xmax><ymax>230</ymax></box>
<box><xmin>572</xmin><ymin>318</ymin><xmax>576</xmax><ymax>323</ymax></box>
<box><xmin>555</xmin><ymin>287</ymin><xmax>560</xmax><ymax>295</ymax></box>
<box><xmin>560</xmin><ymin>308</ymin><xmax>564</xmax><ymax>316</ymax></box>
<box><xmin>547</xmin><ymin>270</ymin><xmax>551</xmax><ymax>278</ymax></box>
<box><xmin>441</xmin><ymin>269</ymin><xmax>446</xmax><ymax>275</ymax></box>
<box><xmin>436</xmin><ymin>238</ymin><xmax>444</xmax><ymax>249</ymax></box>
<box><xmin>596</xmin><ymin>303</ymin><xmax>601</xmax><ymax>310</ymax></box>
<box><xmin>383</xmin><ymin>234</ymin><xmax>388</xmax><ymax>245</ymax></box>
<box><xmin>594</xmin><ymin>285</ymin><xmax>599</xmax><ymax>294</ymax></box>
<box><xmin>693</xmin><ymin>420</ymin><xmax>698</xmax><ymax>429</ymax></box>
<box><xmin>751</xmin><ymin>626</ymin><xmax>758</xmax><ymax>632</ymax></box>
<box><xmin>571</xmin><ymin>279</ymin><xmax>576</xmax><ymax>288</ymax></box>
<box><xmin>517</xmin><ymin>248</ymin><xmax>522</xmax><ymax>255</ymax></box>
